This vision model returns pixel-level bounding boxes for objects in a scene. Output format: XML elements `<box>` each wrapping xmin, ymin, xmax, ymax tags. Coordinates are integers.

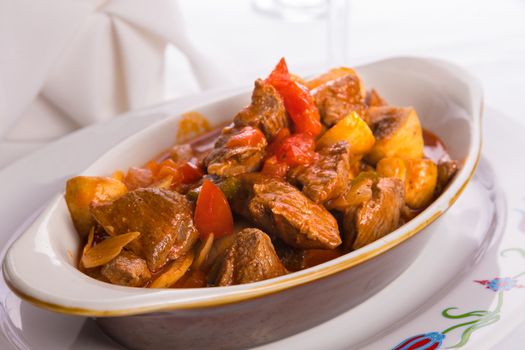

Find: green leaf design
<box><xmin>442</xmin><ymin>307</ymin><xmax>489</xmax><ymax>319</ymax></box>
<box><xmin>436</xmin><ymin>247</ymin><xmax>525</xmax><ymax>348</ymax></box>
<box><xmin>447</xmin><ymin>314</ymin><xmax>500</xmax><ymax>348</ymax></box>
<box><xmin>442</xmin><ymin>319</ymin><xmax>480</xmax><ymax>335</ymax></box>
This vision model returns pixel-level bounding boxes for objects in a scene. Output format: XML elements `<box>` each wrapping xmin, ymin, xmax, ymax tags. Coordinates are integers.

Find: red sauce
<box><xmin>423</xmin><ymin>129</ymin><xmax>450</xmax><ymax>163</ymax></box>
<box><xmin>189</xmin><ymin>122</ymin><xmax>229</xmax><ymax>157</ymax></box>
<box><xmin>139</xmin><ymin>122</ymin><xmax>229</xmax><ymax>166</ymax></box>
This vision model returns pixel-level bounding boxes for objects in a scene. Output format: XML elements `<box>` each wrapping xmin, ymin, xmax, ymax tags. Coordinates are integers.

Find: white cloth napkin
<box><xmin>0</xmin><ymin>0</ymin><xmax>226</xmax><ymax>167</ymax></box>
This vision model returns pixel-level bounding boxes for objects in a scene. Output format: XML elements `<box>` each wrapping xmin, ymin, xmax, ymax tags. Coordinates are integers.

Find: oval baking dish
<box><xmin>3</xmin><ymin>57</ymin><xmax>482</xmax><ymax>349</ymax></box>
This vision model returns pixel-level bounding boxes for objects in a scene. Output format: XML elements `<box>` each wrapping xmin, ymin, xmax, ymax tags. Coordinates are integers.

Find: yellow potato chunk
<box><xmin>176</xmin><ymin>111</ymin><xmax>211</xmax><ymax>143</ymax></box>
<box><xmin>376</xmin><ymin>157</ymin><xmax>407</xmax><ymax>182</ymax></box>
<box><xmin>366</xmin><ymin>106</ymin><xmax>424</xmax><ymax>164</ymax></box>
<box><xmin>317</xmin><ymin>111</ymin><xmax>375</xmax><ymax>155</ymax></box>
<box><xmin>65</xmin><ymin>176</ymin><xmax>127</xmax><ymax>238</ymax></box>
<box><xmin>376</xmin><ymin>157</ymin><xmax>438</xmax><ymax>209</ymax></box>
<box><xmin>405</xmin><ymin>159</ymin><xmax>438</xmax><ymax>209</ymax></box>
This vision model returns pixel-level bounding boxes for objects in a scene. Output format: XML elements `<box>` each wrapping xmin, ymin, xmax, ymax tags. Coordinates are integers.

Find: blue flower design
<box><xmin>475</xmin><ymin>277</ymin><xmax>522</xmax><ymax>291</ymax></box>
<box><xmin>489</xmin><ymin>277</ymin><xmax>516</xmax><ymax>291</ymax></box>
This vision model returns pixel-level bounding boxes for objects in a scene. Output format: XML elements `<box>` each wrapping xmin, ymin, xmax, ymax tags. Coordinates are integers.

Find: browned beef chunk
<box><xmin>312</xmin><ymin>73</ymin><xmax>366</xmax><ymax>127</ymax></box>
<box><xmin>234</xmin><ymin>79</ymin><xmax>289</xmax><ymax>140</ymax></box>
<box><xmin>91</xmin><ymin>188</ymin><xmax>199</xmax><ymax>272</ymax></box>
<box><xmin>400</xmin><ymin>204</ymin><xmax>423</xmax><ymax>224</ymax></box>
<box><xmin>436</xmin><ymin>160</ymin><xmax>459</xmax><ymax>193</ymax></box>
<box><xmin>271</xmin><ymin>239</ymin><xmax>302</xmax><ymax>272</ymax></box>
<box><xmin>82</xmin><ymin>266</ymin><xmax>109</xmax><ymax>283</ymax></box>
<box><xmin>273</xmin><ymin>239</ymin><xmax>343</xmax><ymax>272</ymax></box>
<box><xmin>343</xmin><ymin>177</ymin><xmax>405</xmax><ymax>250</ymax></box>
<box><xmin>101</xmin><ymin>250</ymin><xmax>151</xmax><ymax>287</ymax></box>
<box><xmin>203</xmin><ymin>125</ymin><xmax>267</xmax><ymax>177</ymax></box>
<box><xmin>288</xmin><ymin>142</ymin><xmax>351</xmax><ymax>204</ymax></box>
<box><xmin>215</xmin><ymin>228</ymin><xmax>287</xmax><ymax>286</ymax></box>
<box><xmin>233</xmin><ymin>175</ymin><xmax>342</xmax><ymax>250</ymax></box>
<box><xmin>325</xmin><ymin>171</ymin><xmax>375</xmax><ymax>212</ymax></box>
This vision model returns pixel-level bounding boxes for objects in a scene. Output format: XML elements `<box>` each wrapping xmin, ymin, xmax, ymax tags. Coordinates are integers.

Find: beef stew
<box><xmin>65</xmin><ymin>58</ymin><xmax>459</xmax><ymax>288</ymax></box>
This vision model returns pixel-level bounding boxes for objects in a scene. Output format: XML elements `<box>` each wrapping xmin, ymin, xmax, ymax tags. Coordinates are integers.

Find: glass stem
<box><xmin>326</xmin><ymin>0</ymin><xmax>350</xmax><ymax>67</ymax></box>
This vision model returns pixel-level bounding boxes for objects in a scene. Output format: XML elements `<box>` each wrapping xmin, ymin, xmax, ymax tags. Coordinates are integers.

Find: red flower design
<box><xmin>392</xmin><ymin>332</ymin><xmax>445</xmax><ymax>350</ymax></box>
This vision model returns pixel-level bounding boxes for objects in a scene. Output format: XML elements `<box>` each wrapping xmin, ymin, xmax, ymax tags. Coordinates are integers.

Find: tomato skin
<box><xmin>194</xmin><ymin>180</ymin><xmax>234</xmax><ymax>240</ymax></box>
<box><xmin>144</xmin><ymin>160</ymin><xmax>159</xmax><ymax>174</ymax></box>
<box><xmin>275</xmin><ymin>133</ymin><xmax>316</xmax><ymax>167</ymax></box>
<box><xmin>156</xmin><ymin>159</ymin><xmax>183</xmax><ymax>183</ymax></box>
<box><xmin>172</xmin><ymin>270</ymin><xmax>207</xmax><ymax>288</ymax></box>
<box><xmin>145</xmin><ymin>158</ymin><xmax>203</xmax><ymax>186</ymax></box>
<box><xmin>266</xmin><ymin>128</ymin><xmax>291</xmax><ymax>156</ymax></box>
<box><xmin>266</xmin><ymin>58</ymin><xmax>322</xmax><ymax>137</ymax></box>
<box><xmin>261</xmin><ymin>156</ymin><xmax>290</xmax><ymax>178</ymax></box>
<box><xmin>178</xmin><ymin>161</ymin><xmax>204</xmax><ymax>184</ymax></box>
<box><xmin>226</xmin><ymin>126</ymin><xmax>266</xmax><ymax>148</ymax></box>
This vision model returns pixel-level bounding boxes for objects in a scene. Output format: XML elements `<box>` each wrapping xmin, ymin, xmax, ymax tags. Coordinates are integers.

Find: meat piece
<box><xmin>288</xmin><ymin>142</ymin><xmax>351</xmax><ymax>204</ymax></box>
<box><xmin>400</xmin><ymin>204</ymin><xmax>423</xmax><ymax>224</ymax></box>
<box><xmin>273</xmin><ymin>239</ymin><xmax>343</xmax><ymax>272</ymax></box>
<box><xmin>343</xmin><ymin>177</ymin><xmax>405</xmax><ymax>250</ymax></box>
<box><xmin>215</xmin><ymin>228</ymin><xmax>287</xmax><ymax>286</ymax></box>
<box><xmin>91</xmin><ymin>188</ymin><xmax>199</xmax><ymax>272</ymax></box>
<box><xmin>436</xmin><ymin>160</ymin><xmax>459</xmax><ymax>193</ymax></box>
<box><xmin>101</xmin><ymin>250</ymin><xmax>151</xmax><ymax>287</ymax></box>
<box><xmin>82</xmin><ymin>266</ymin><xmax>109</xmax><ymax>283</ymax></box>
<box><xmin>234</xmin><ymin>79</ymin><xmax>289</xmax><ymax>140</ymax></box>
<box><xmin>272</xmin><ymin>239</ymin><xmax>303</xmax><ymax>272</ymax></box>
<box><xmin>203</xmin><ymin>125</ymin><xmax>267</xmax><ymax>177</ymax></box>
<box><xmin>325</xmin><ymin>171</ymin><xmax>376</xmax><ymax>212</ymax></box>
<box><xmin>311</xmin><ymin>73</ymin><xmax>366</xmax><ymax>127</ymax></box>
<box><xmin>65</xmin><ymin>176</ymin><xmax>128</xmax><ymax>239</ymax></box>
<box><xmin>233</xmin><ymin>175</ymin><xmax>341</xmax><ymax>249</ymax></box>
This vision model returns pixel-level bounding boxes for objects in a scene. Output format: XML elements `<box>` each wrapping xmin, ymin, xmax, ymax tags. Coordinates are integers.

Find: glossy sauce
<box><xmin>423</xmin><ymin>128</ymin><xmax>450</xmax><ymax>163</ymax></box>
<box><xmin>141</xmin><ymin>121</ymin><xmax>228</xmax><ymax>166</ymax></box>
<box><xmin>189</xmin><ymin>122</ymin><xmax>229</xmax><ymax>157</ymax></box>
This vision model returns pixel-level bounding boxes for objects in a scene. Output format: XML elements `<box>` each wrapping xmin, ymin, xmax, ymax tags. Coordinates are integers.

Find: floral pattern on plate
<box><xmin>392</xmin><ymin>248</ymin><xmax>525</xmax><ymax>349</ymax></box>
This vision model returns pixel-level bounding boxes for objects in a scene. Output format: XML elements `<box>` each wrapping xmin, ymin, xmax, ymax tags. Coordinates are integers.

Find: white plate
<box><xmin>3</xmin><ymin>57</ymin><xmax>482</xmax><ymax>321</ymax></box>
<box><xmin>0</xmin><ymin>96</ymin><xmax>520</xmax><ymax>349</ymax></box>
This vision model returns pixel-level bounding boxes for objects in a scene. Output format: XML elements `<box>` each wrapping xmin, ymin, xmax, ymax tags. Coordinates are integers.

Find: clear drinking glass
<box><xmin>252</xmin><ymin>0</ymin><xmax>350</xmax><ymax>67</ymax></box>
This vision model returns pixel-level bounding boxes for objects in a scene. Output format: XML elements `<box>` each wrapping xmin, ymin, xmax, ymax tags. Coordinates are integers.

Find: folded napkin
<box><xmin>0</xmin><ymin>0</ymin><xmax>226</xmax><ymax>167</ymax></box>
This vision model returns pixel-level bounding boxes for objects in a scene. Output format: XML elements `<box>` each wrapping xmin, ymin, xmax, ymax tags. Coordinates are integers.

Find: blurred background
<box><xmin>1</xmin><ymin>0</ymin><xmax>524</xmax><ymax>168</ymax></box>
<box><xmin>169</xmin><ymin>0</ymin><xmax>525</xmax><ymax>102</ymax></box>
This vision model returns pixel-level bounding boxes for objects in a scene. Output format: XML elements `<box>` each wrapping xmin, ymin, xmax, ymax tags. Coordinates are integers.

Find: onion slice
<box><xmin>192</xmin><ymin>233</ymin><xmax>214</xmax><ymax>271</ymax></box>
<box><xmin>149</xmin><ymin>251</ymin><xmax>194</xmax><ymax>288</ymax></box>
<box><xmin>81</xmin><ymin>231</ymin><xmax>141</xmax><ymax>269</ymax></box>
<box><xmin>83</xmin><ymin>227</ymin><xmax>95</xmax><ymax>255</ymax></box>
